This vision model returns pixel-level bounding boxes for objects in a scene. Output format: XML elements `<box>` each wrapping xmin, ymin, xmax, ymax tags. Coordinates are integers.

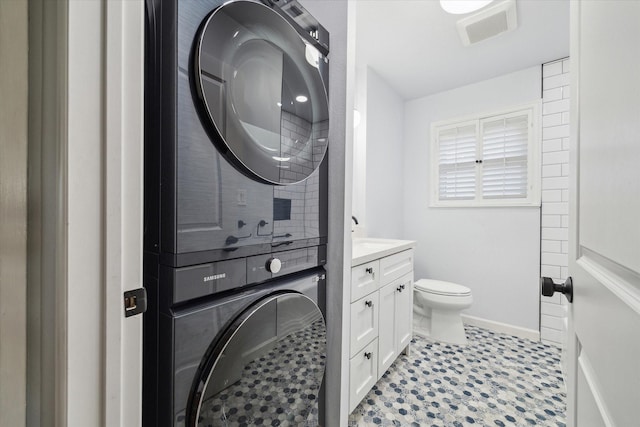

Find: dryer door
<box><xmin>187</xmin><ymin>291</ymin><xmax>326</xmax><ymax>426</ymax></box>
<box><xmin>194</xmin><ymin>0</ymin><xmax>329</xmax><ymax>185</ymax></box>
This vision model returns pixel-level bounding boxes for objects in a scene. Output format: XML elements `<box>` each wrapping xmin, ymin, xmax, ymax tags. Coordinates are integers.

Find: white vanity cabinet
<box><xmin>348</xmin><ymin>246</ymin><xmax>414</xmax><ymax>413</ymax></box>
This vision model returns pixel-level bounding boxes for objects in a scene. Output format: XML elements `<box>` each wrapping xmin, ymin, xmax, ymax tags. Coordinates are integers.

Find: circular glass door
<box><xmin>187</xmin><ymin>292</ymin><xmax>326</xmax><ymax>426</ymax></box>
<box><xmin>194</xmin><ymin>0</ymin><xmax>329</xmax><ymax>184</ymax></box>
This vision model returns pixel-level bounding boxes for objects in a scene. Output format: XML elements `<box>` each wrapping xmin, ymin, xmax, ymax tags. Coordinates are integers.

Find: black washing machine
<box><xmin>143</xmin><ymin>0</ymin><xmax>331</xmax><ymax>425</ymax></box>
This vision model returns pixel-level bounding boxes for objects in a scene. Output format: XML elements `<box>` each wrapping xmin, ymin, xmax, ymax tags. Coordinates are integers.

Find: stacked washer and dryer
<box><xmin>143</xmin><ymin>1</ymin><xmax>330</xmax><ymax>425</ymax></box>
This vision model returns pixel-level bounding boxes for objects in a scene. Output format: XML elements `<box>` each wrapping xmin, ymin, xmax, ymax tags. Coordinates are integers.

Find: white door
<box><xmin>565</xmin><ymin>2</ymin><xmax>640</xmax><ymax>426</ymax></box>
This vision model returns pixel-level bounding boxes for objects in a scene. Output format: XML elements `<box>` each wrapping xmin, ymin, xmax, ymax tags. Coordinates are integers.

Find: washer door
<box><xmin>194</xmin><ymin>0</ymin><xmax>329</xmax><ymax>185</ymax></box>
<box><xmin>187</xmin><ymin>291</ymin><xmax>326</xmax><ymax>426</ymax></box>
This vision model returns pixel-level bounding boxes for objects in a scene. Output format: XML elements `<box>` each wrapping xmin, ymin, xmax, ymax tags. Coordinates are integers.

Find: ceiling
<box><xmin>355</xmin><ymin>0</ymin><xmax>570</xmax><ymax>100</ymax></box>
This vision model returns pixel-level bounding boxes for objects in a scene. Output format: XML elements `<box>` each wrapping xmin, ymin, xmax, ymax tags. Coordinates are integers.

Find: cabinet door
<box><xmin>379</xmin><ymin>249</ymin><xmax>413</xmax><ymax>287</ymax></box>
<box><xmin>350</xmin><ymin>293</ymin><xmax>379</xmax><ymax>357</ymax></box>
<box><xmin>377</xmin><ymin>282</ymin><xmax>397</xmax><ymax>377</ymax></box>
<box><xmin>349</xmin><ymin>339</ymin><xmax>378</xmax><ymax>413</ymax></box>
<box><xmin>351</xmin><ymin>261</ymin><xmax>379</xmax><ymax>302</ymax></box>
<box><xmin>395</xmin><ymin>273</ymin><xmax>413</xmax><ymax>352</ymax></box>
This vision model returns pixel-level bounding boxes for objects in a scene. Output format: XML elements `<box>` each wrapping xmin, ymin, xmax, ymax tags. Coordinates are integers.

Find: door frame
<box><xmin>27</xmin><ymin>0</ymin><xmax>145</xmax><ymax>425</ymax></box>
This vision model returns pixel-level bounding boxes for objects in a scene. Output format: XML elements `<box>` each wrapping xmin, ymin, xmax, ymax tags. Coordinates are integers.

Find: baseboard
<box><xmin>461</xmin><ymin>314</ymin><xmax>540</xmax><ymax>341</ymax></box>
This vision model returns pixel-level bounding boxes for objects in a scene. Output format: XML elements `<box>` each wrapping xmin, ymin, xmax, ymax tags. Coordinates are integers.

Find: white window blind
<box><xmin>431</xmin><ymin>105</ymin><xmax>539</xmax><ymax>207</ymax></box>
<box><xmin>481</xmin><ymin>112</ymin><xmax>530</xmax><ymax>200</ymax></box>
<box><xmin>437</xmin><ymin>123</ymin><xmax>477</xmax><ymax>200</ymax></box>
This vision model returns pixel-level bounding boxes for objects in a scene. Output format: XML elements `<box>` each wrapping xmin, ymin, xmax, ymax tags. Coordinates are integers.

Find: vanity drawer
<box><xmin>351</xmin><ymin>260</ymin><xmax>380</xmax><ymax>302</ymax></box>
<box><xmin>379</xmin><ymin>249</ymin><xmax>414</xmax><ymax>286</ymax></box>
<box><xmin>349</xmin><ymin>338</ymin><xmax>378</xmax><ymax>413</ymax></box>
<box><xmin>350</xmin><ymin>292</ymin><xmax>379</xmax><ymax>357</ymax></box>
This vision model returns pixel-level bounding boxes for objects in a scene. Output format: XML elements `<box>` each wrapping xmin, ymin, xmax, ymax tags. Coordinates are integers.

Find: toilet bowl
<box><xmin>413</xmin><ymin>279</ymin><xmax>473</xmax><ymax>345</ymax></box>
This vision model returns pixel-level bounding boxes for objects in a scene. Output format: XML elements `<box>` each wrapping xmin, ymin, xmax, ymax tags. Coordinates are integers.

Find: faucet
<box><xmin>351</xmin><ymin>216</ymin><xmax>359</xmax><ymax>232</ymax></box>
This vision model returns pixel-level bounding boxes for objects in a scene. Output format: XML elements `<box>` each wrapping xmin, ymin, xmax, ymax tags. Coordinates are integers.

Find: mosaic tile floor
<box><xmin>349</xmin><ymin>325</ymin><xmax>566</xmax><ymax>427</ymax></box>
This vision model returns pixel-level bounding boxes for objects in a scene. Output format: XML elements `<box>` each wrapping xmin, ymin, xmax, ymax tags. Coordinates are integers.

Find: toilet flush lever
<box><xmin>541</xmin><ymin>277</ymin><xmax>573</xmax><ymax>303</ymax></box>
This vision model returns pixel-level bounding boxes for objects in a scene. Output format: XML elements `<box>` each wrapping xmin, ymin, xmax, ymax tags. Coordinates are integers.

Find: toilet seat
<box><xmin>415</xmin><ymin>279</ymin><xmax>471</xmax><ymax>297</ymax></box>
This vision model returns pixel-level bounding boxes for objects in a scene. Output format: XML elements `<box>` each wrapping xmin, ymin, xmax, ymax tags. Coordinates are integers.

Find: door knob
<box><xmin>541</xmin><ymin>276</ymin><xmax>573</xmax><ymax>303</ymax></box>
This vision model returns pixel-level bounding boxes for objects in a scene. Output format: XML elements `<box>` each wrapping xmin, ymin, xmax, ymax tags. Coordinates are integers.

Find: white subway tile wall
<box><xmin>540</xmin><ymin>58</ymin><xmax>570</xmax><ymax>345</ymax></box>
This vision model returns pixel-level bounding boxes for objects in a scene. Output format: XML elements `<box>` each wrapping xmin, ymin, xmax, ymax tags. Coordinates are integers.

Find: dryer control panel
<box><xmin>162</xmin><ymin>245</ymin><xmax>327</xmax><ymax>307</ymax></box>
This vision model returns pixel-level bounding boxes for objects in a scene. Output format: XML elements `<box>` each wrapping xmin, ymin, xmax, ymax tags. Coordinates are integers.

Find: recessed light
<box><xmin>295</xmin><ymin>95</ymin><xmax>308</xmax><ymax>103</ymax></box>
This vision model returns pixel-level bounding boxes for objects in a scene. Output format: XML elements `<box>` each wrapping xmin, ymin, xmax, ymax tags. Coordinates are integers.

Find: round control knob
<box><xmin>266</xmin><ymin>258</ymin><xmax>282</xmax><ymax>274</ymax></box>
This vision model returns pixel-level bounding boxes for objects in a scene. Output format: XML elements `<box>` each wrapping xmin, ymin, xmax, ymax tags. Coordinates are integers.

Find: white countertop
<box><xmin>351</xmin><ymin>237</ymin><xmax>416</xmax><ymax>266</ymax></box>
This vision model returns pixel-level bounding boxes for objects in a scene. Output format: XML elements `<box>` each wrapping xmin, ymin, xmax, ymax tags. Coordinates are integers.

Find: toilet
<box><xmin>413</xmin><ymin>279</ymin><xmax>473</xmax><ymax>345</ymax></box>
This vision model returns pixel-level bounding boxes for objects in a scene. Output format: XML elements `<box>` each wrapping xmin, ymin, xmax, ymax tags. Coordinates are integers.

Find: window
<box><xmin>430</xmin><ymin>104</ymin><xmax>540</xmax><ymax>207</ymax></box>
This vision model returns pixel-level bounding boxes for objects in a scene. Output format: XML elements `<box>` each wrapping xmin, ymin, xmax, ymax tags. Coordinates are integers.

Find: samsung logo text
<box><xmin>204</xmin><ymin>273</ymin><xmax>226</xmax><ymax>282</ymax></box>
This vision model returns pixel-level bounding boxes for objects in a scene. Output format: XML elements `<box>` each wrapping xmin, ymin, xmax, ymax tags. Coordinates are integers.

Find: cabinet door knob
<box><xmin>365</xmin><ymin>300</ymin><xmax>373</xmax><ymax>307</ymax></box>
<box><xmin>365</xmin><ymin>267</ymin><xmax>373</xmax><ymax>274</ymax></box>
<box><xmin>397</xmin><ymin>286</ymin><xmax>402</xmax><ymax>292</ymax></box>
<box><xmin>400</xmin><ymin>284</ymin><xmax>406</xmax><ymax>290</ymax></box>
<box><xmin>364</xmin><ymin>352</ymin><xmax>372</xmax><ymax>360</ymax></box>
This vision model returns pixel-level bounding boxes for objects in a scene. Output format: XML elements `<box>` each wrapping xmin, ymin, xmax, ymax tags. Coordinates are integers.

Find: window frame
<box><xmin>430</xmin><ymin>102</ymin><xmax>541</xmax><ymax>208</ymax></box>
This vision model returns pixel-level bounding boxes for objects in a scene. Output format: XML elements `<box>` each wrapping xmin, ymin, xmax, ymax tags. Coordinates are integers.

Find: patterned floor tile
<box><xmin>348</xmin><ymin>325</ymin><xmax>566</xmax><ymax>427</ymax></box>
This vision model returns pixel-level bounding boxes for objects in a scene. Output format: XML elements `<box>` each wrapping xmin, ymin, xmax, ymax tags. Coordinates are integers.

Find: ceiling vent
<box><xmin>456</xmin><ymin>0</ymin><xmax>518</xmax><ymax>46</ymax></box>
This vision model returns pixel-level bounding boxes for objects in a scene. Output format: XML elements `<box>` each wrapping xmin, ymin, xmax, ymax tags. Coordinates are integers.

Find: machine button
<box><xmin>266</xmin><ymin>258</ymin><xmax>282</xmax><ymax>274</ymax></box>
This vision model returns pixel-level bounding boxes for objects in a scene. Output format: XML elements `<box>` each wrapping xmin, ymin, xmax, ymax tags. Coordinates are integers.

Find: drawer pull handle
<box><xmin>364</xmin><ymin>352</ymin><xmax>372</xmax><ymax>360</ymax></box>
<box><xmin>365</xmin><ymin>267</ymin><xmax>373</xmax><ymax>274</ymax></box>
<box><xmin>365</xmin><ymin>300</ymin><xmax>373</xmax><ymax>307</ymax></box>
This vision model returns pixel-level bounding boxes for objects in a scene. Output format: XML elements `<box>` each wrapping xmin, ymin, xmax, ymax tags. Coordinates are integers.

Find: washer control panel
<box><xmin>247</xmin><ymin>245</ymin><xmax>325</xmax><ymax>284</ymax></box>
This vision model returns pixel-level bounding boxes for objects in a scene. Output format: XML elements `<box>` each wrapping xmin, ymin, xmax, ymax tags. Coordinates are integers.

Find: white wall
<box><xmin>0</xmin><ymin>1</ymin><xmax>28</xmax><ymax>425</ymax></box>
<box><xmin>364</xmin><ymin>67</ymin><xmax>405</xmax><ymax>238</ymax></box>
<box><xmin>351</xmin><ymin>65</ymin><xmax>367</xmax><ymax>225</ymax></box>
<box><xmin>403</xmin><ymin>66</ymin><xmax>542</xmax><ymax>331</ymax></box>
